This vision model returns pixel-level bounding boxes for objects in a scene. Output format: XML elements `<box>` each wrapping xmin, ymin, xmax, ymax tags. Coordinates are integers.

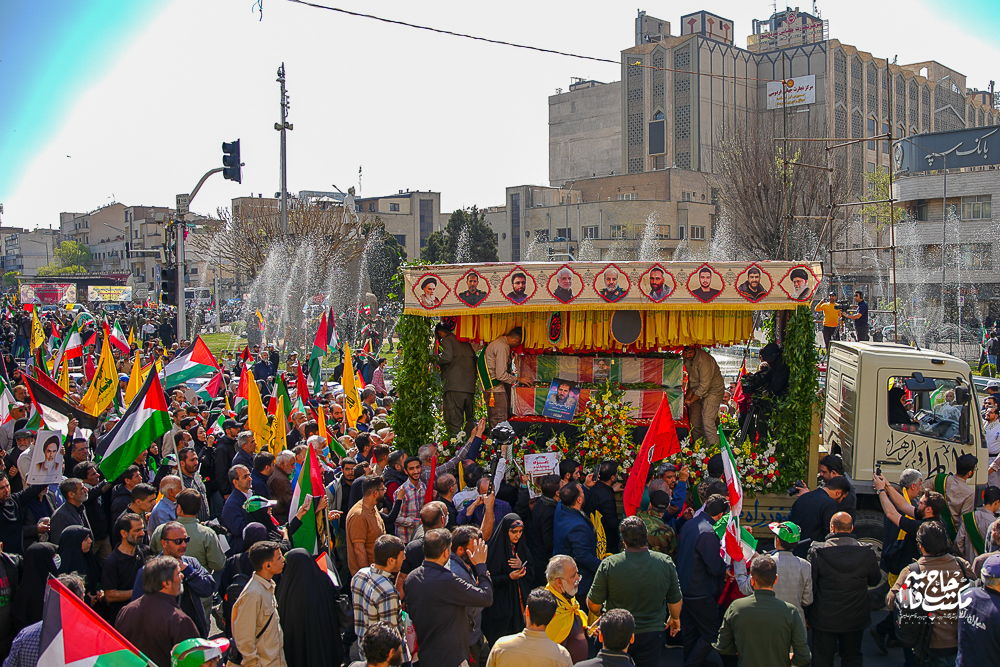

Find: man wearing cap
<box><xmin>636</xmin><ymin>490</ymin><xmax>677</xmax><ymax>559</ymax></box>
<box><xmin>958</xmin><ymin>552</ymin><xmax>1000</xmax><ymax>663</ymax></box>
<box><xmin>171</xmin><ymin>637</ymin><xmax>230</xmax><ymax>667</ymax></box>
<box><xmin>815</xmin><ymin>292</ymin><xmax>842</xmax><ymax>350</ymax></box>
<box><xmin>4</xmin><ymin>429</ymin><xmax>33</xmax><ymax>494</ymax></box>
<box><xmin>214</xmin><ymin>419</ymin><xmax>241</xmax><ymax>502</ymax></box>
<box><xmin>736</xmin><ymin>521</ymin><xmax>813</xmax><ymax>626</ymax></box>
<box><xmin>0</xmin><ymin>403</ymin><xmax>26</xmax><ymax>454</ymax></box>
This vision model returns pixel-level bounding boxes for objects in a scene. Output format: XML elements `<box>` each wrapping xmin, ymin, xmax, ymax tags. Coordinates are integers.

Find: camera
<box><xmin>833</xmin><ymin>300</ymin><xmax>851</xmax><ymax>311</ymax></box>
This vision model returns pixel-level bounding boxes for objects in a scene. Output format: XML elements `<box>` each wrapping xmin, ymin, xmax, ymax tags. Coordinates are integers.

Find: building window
<box><xmin>962</xmin><ymin>243</ymin><xmax>993</xmax><ymax>269</ymax></box>
<box><xmin>691</xmin><ymin>226</ymin><xmax>706</xmax><ymax>240</ymax></box>
<box><xmin>555</xmin><ymin>228</ymin><xmax>572</xmax><ymax>241</ymax></box>
<box><xmin>616</xmin><ymin>192</ymin><xmax>637</xmax><ymax>201</ymax></box>
<box><xmin>354</xmin><ymin>204</ymin><xmax>361</xmax><ymax>212</ymax></box>
<box><xmin>678</xmin><ymin>226</ymin><xmax>686</xmax><ymax>240</ymax></box>
<box><xmin>681</xmin><ymin>192</ymin><xmax>691</xmax><ymax>202</ymax></box>
<box><xmin>369</xmin><ymin>203</ymin><xmax>376</xmax><ymax>212</ymax></box>
<box><xmin>511</xmin><ymin>193</ymin><xmax>521</xmax><ymax>260</ymax></box>
<box><xmin>582</xmin><ymin>225</ymin><xmax>598</xmax><ymax>239</ymax></box>
<box><xmin>914</xmin><ymin>201</ymin><xmax>928</xmax><ymax>221</ymax></box>
<box><xmin>656</xmin><ymin>225</ymin><xmax>670</xmax><ymax>239</ymax></box>
<box><xmin>961</xmin><ymin>195</ymin><xmax>991</xmax><ymax>220</ymax></box>
<box><xmin>867</xmin><ymin>118</ymin><xmax>876</xmax><ymax>150</ymax></box>
<box><xmin>393</xmin><ymin>234</ymin><xmax>406</xmax><ymax>247</ymax></box>
<box><xmin>882</xmin><ymin>123</ymin><xmax>889</xmax><ymax>153</ymax></box>
<box><xmin>389</xmin><ymin>203</ymin><xmax>400</xmax><ymax>212</ymax></box>
<box><xmin>190</xmin><ymin>268</ymin><xmax>198</xmax><ymax>275</ymax></box>
<box><xmin>610</xmin><ymin>225</ymin><xmax>626</xmax><ymax>239</ymax></box>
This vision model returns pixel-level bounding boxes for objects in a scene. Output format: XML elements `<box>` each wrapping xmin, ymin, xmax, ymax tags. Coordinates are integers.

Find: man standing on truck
<box><xmin>923</xmin><ymin>453</ymin><xmax>977</xmax><ymax>542</ymax></box>
<box><xmin>682</xmin><ymin>346</ymin><xmax>725</xmax><ymax>447</ymax></box>
<box><xmin>844</xmin><ymin>291</ymin><xmax>869</xmax><ymax>342</ymax></box>
<box><xmin>483</xmin><ymin>327</ymin><xmax>522</xmax><ymax>428</ymax></box>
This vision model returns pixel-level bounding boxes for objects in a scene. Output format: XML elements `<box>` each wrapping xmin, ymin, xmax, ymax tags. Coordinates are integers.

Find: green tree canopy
<box><xmin>3</xmin><ymin>271</ymin><xmax>20</xmax><ymax>290</ymax></box>
<box><xmin>420</xmin><ymin>207</ymin><xmax>498</xmax><ymax>264</ymax></box>
<box><xmin>37</xmin><ymin>264</ymin><xmax>87</xmax><ymax>276</ymax></box>
<box><xmin>364</xmin><ymin>220</ymin><xmax>407</xmax><ymax>305</ymax></box>
<box><xmin>54</xmin><ymin>240</ymin><xmax>91</xmax><ymax>268</ymax></box>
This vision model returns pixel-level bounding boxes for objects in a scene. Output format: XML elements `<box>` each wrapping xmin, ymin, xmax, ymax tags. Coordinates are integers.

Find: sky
<box><xmin>2</xmin><ymin>0</ymin><xmax>999</xmax><ymax>232</ymax></box>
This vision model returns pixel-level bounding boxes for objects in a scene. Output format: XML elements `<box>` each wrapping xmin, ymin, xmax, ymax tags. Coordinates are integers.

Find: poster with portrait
<box><xmin>593</xmin><ymin>264</ymin><xmax>630</xmax><ymax>303</ymax></box>
<box><xmin>546</xmin><ymin>265</ymin><xmax>584</xmax><ymax>305</ymax></box>
<box><xmin>455</xmin><ymin>269</ymin><xmax>490</xmax><ymax>307</ymax></box>
<box><xmin>734</xmin><ymin>263</ymin><xmax>773</xmax><ymax>303</ymax></box>
<box><xmin>686</xmin><ymin>263</ymin><xmax>724</xmax><ymax>303</ymax></box>
<box><xmin>25</xmin><ymin>430</ymin><xmax>64</xmax><ymax>486</ymax></box>
<box><xmin>500</xmin><ymin>266</ymin><xmax>537</xmax><ymax>305</ymax></box>
<box><xmin>639</xmin><ymin>264</ymin><xmax>676</xmax><ymax>302</ymax></box>
<box><xmin>778</xmin><ymin>264</ymin><xmax>818</xmax><ymax>302</ymax></box>
<box><xmin>523</xmin><ymin>452</ymin><xmax>561</xmax><ymax>499</ymax></box>
<box><xmin>541</xmin><ymin>379</ymin><xmax>581</xmax><ymax>420</ymax></box>
<box><xmin>411</xmin><ymin>272</ymin><xmax>449</xmax><ymax>310</ymax></box>
<box><xmin>592</xmin><ymin>358</ymin><xmax>613</xmax><ymax>381</ymax></box>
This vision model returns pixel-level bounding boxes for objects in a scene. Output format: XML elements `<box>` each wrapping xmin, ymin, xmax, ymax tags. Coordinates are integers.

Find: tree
<box><xmin>364</xmin><ymin>221</ymin><xmax>407</xmax><ymax>306</ymax></box>
<box><xmin>711</xmin><ymin>114</ymin><xmax>852</xmax><ymax>261</ymax></box>
<box><xmin>54</xmin><ymin>241</ymin><xmax>91</xmax><ymax>268</ymax></box>
<box><xmin>860</xmin><ymin>166</ymin><xmax>906</xmax><ymax>232</ymax></box>
<box><xmin>37</xmin><ymin>264</ymin><xmax>87</xmax><ymax>276</ymax></box>
<box><xmin>3</xmin><ymin>271</ymin><xmax>20</xmax><ymax>291</ymax></box>
<box><xmin>420</xmin><ymin>207</ymin><xmax>498</xmax><ymax>263</ymax></box>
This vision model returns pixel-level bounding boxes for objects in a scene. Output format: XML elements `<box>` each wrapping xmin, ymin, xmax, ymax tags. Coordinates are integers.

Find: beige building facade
<box><xmin>352</xmin><ymin>190</ymin><xmax>443</xmax><ymax>260</ymax></box>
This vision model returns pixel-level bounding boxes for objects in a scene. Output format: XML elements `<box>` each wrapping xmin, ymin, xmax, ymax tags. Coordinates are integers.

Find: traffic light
<box><xmin>161</xmin><ymin>267</ymin><xmax>178</xmax><ymax>306</ymax></box>
<box><xmin>222</xmin><ymin>140</ymin><xmax>242</xmax><ymax>183</ymax></box>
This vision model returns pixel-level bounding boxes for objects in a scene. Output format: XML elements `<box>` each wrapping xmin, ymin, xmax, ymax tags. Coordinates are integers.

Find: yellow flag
<box><xmin>128</xmin><ymin>327</ymin><xmax>135</xmax><ymax>348</ymax></box>
<box><xmin>343</xmin><ymin>343</ymin><xmax>362</xmax><ymax>429</ymax></box>
<box><xmin>125</xmin><ymin>353</ymin><xmax>145</xmax><ymax>405</ymax></box>
<box><xmin>57</xmin><ymin>355</ymin><xmax>70</xmax><ymax>393</ymax></box>
<box><xmin>245</xmin><ymin>366</ymin><xmax>272</xmax><ymax>453</ymax></box>
<box><xmin>316</xmin><ymin>400</ymin><xmax>328</xmax><ymax>445</ymax></box>
<box><xmin>30</xmin><ymin>309</ymin><xmax>45</xmax><ymax>351</ymax></box>
<box><xmin>271</xmin><ymin>397</ymin><xmax>287</xmax><ymax>455</ymax></box>
<box><xmin>79</xmin><ymin>328</ymin><xmax>118</xmax><ymax>416</ymax></box>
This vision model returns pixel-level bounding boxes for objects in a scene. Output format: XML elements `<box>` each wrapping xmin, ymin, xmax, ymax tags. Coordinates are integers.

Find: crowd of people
<box><xmin>0</xmin><ymin>307</ymin><xmax>994</xmax><ymax>667</ymax></box>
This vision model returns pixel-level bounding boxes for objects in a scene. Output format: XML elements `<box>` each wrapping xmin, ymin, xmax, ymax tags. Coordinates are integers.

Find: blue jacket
<box><xmin>221</xmin><ymin>489</ymin><xmax>249</xmax><ymax>554</ymax></box>
<box><xmin>676</xmin><ymin>512</ymin><xmax>728</xmax><ymax>598</ymax></box>
<box><xmin>250</xmin><ymin>470</ymin><xmax>271</xmax><ymax>499</ymax></box>
<box><xmin>232</xmin><ymin>448</ymin><xmax>254</xmax><ymax>472</ymax></box>
<box><xmin>553</xmin><ymin>503</ymin><xmax>601</xmax><ymax>596</ymax></box>
<box><xmin>957</xmin><ymin>586</ymin><xmax>1000</xmax><ymax>666</ymax></box>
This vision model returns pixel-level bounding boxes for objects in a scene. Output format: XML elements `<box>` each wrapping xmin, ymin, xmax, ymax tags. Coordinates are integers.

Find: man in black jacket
<box><xmin>788</xmin><ymin>476</ymin><xmax>850</xmax><ymax>557</ymax></box>
<box><xmin>585</xmin><ymin>461</ymin><xmax>621</xmax><ymax>555</ymax></box>
<box><xmin>807</xmin><ymin>511</ymin><xmax>881</xmax><ymax>667</ymax></box>
<box><xmin>515</xmin><ymin>473</ymin><xmax>560</xmax><ymax>587</ymax></box>
<box><xmin>214</xmin><ymin>420</ymin><xmax>240</xmax><ymax>501</ymax></box>
<box><xmin>0</xmin><ymin>476</ymin><xmax>49</xmax><ymax>555</ymax></box>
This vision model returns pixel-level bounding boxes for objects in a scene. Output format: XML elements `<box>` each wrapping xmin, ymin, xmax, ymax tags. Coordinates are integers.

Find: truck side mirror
<box><xmin>955</xmin><ymin>386</ymin><xmax>971</xmax><ymax>405</ymax></box>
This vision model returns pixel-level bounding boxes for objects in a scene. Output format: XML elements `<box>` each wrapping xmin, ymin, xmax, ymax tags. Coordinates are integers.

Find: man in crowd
<box><xmin>433</xmin><ymin>322</ymin><xmax>477</xmax><ymax>437</ymax></box>
<box><xmin>924</xmin><ymin>453</ymin><xmax>977</xmax><ymax>541</ymax></box>
<box><xmin>484</xmin><ymin>327</ymin><xmax>522</xmax><ymax>427</ymax></box>
<box><xmin>808</xmin><ymin>512</ymin><xmax>881</xmax><ymax>667</ymax></box>
<box><xmin>403</xmin><ymin>528</ymin><xmax>493</xmax><ymax>667</ymax></box>
<box><xmin>844</xmin><ymin>291</ymin><xmax>869</xmax><ymax>341</ymax></box>
<box><xmin>116</xmin><ymin>556</ymin><xmax>199</xmax><ymax>667</ymax></box>
<box><xmin>957</xmin><ymin>553</ymin><xmax>1000</xmax><ymax>663</ymax></box>
<box><xmin>575</xmin><ymin>609</ymin><xmax>636</xmax><ymax>667</ymax></box>
<box><xmin>818</xmin><ymin>454</ymin><xmax>857</xmax><ymax>516</ymax></box>
<box><xmin>177</xmin><ymin>447</ymin><xmax>209</xmax><ymax>521</ymax></box>
<box><xmin>249</xmin><ymin>453</ymin><xmax>274</xmax><ymax>499</ymax></box>
<box><xmin>110</xmin><ymin>466</ymin><xmax>143</xmax><ymax>521</ymax></box>
<box><xmin>0</xmin><ymin>476</ymin><xmax>48</xmax><ymax>555</ymax></box>
<box><xmin>587</xmin><ymin>516</ymin><xmax>682</xmax><ymax>667</ymax></box>
<box><xmin>815</xmin><ymin>292</ymin><xmax>842</xmax><ymax>350</ymax></box>
<box><xmin>147</xmin><ymin>476</ymin><xmax>182</xmax><ymax>537</ymax></box>
<box><xmin>346</xmin><ymin>475</ymin><xmax>387</xmax><ymax>575</ymax></box>
<box><xmin>113</xmin><ymin>483</ymin><xmax>157</xmax><ymax>547</ymax></box>
<box><xmin>232</xmin><ymin>542</ymin><xmax>286</xmax><ymax>667</ymax></box>
<box><xmin>214</xmin><ymin>419</ymin><xmax>241</xmax><ymax>502</ymax></box>
<box><xmin>553</xmin><ymin>482</ymin><xmax>600</xmax><ymax>607</ymax></box>
<box><xmin>788</xmin><ymin>475</ymin><xmax>851</xmax><ymax>557</ymax></box>
<box><xmin>394</xmin><ymin>456</ymin><xmax>424</xmax><ymax>542</ymax></box>
<box><xmin>714</xmin><ymin>555</ymin><xmax>811</xmax><ymax>667</ymax></box>
<box><xmin>957</xmin><ymin>485</ymin><xmax>1000</xmax><ymax>562</ymax></box>
<box><xmin>351</xmin><ymin>535</ymin><xmax>407</xmax><ymax>661</ymax></box>
<box><xmin>267</xmin><ymin>450</ymin><xmax>295</xmax><ymax>524</ymax></box>
<box><xmin>585</xmin><ymin>461</ymin><xmax>622</xmax><ymax>555</ymax></box>
<box><xmin>101</xmin><ymin>513</ymin><xmax>150</xmax><ymax>623</ymax></box>
<box><xmin>735</xmin><ymin>521</ymin><xmax>812</xmax><ymax>626</ymax></box>
<box><xmin>682</xmin><ymin>345</ymin><xmax>725</xmax><ymax>447</ymax></box>
<box><xmin>221</xmin><ymin>465</ymin><xmax>252</xmax><ymax>554</ymax></box>
<box><xmin>49</xmin><ymin>477</ymin><xmax>91</xmax><ymax>543</ymax></box>
<box><xmin>350</xmin><ymin>622</ymin><xmax>405</xmax><ymax>667</ymax></box>
<box><xmin>485</xmin><ymin>589</ymin><xmax>571</xmax><ymax>667</ymax></box>
<box><xmin>232</xmin><ymin>431</ymin><xmax>256</xmax><ymax>471</ymax></box>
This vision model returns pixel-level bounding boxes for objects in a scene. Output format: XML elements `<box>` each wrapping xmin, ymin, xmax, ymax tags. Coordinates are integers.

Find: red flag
<box><xmin>296</xmin><ymin>363</ymin><xmax>312</xmax><ymax>404</ymax></box>
<box><xmin>84</xmin><ymin>355</ymin><xmax>96</xmax><ymax>382</ymax></box>
<box><xmin>623</xmin><ymin>394</ymin><xmax>680</xmax><ymax>516</ymax></box>
<box><xmin>356</xmin><ymin>370</ymin><xmax>366</xmax><ymax>390</ymax></box>
<box><xmin>732</xmin><ymin>360</ymin><xmax>747</xmax><ymax>405</ymax></box>
<box><xmin>424</xmin><ymin>454</ymin><xmax>437</xmax><ymax>504</ymax></box>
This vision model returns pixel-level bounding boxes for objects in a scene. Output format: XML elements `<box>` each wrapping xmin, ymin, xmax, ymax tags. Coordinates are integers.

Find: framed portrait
<box><xmin>778</xmin><ymin>264</ymin><xmax>819</xmax><ymax>302</ymax></box>
<box><xmin>411</xmin><ymin>273</ymin><xmax>449</xmax><ymax>310</ymax></box>
<box><xmin>734</xmin><ymin>263</ymin><xmax>773</xmax><ymax>303</ymax></box>
<box><xmin>546</xmin><ymin>264</ymin><xmax>584</xmax><ymax>305</ymax></box>
<box><xmin>25</xmin><ymin>430</ymin><xmax>65</xmax><ymax>486</ymax></box>
<box><xmin>541</xmin><ymin>379</ymin><xmax>581</xmax><ymax>421</ymax></box>
<box><xmin>686</xmin><ymin>263</ymin><xmax>724</xmax><ymax>303</ymax></box>
<box><xmin>455</xmin><ymin>269</ymin><xmax>490</xmax><ymax>307</ymax></box>
<box><xmin>593</xmin><ymin>264</ymin><xmax>631</xmax><ymax>303</ymax></box>
<box><xmin>500</xmin><ymin>266</ymin><xmax>537</xmax><ymax>305</ymax></box>
<box><xmin>639</xmin><ymin>264</ymin><xmax>676</xmax><ymax>302</ymax></box>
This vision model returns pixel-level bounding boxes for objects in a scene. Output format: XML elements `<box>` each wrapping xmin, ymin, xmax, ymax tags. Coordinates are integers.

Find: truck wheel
<box><xmin>854</xmin><ymin>510</ymin><xmax>889</xmax><ymax>610</ymax></box>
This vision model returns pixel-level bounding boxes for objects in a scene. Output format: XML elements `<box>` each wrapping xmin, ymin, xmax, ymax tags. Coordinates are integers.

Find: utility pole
<box><xmin>275</xmin><ymin>63</ymin><xmax>293</xmax><ymax>234</ymax></box>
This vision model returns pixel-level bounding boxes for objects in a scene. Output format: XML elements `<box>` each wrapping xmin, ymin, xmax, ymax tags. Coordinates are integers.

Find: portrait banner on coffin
<box><xmin>401</xmin><ymin>261</ymin><xmax>823</xmax><ymax>316</ymax></box>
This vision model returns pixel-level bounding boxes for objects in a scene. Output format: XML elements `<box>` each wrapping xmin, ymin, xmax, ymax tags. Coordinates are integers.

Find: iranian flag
<box><xmin>38</xmin><ymin>577</ymin><xmax>154</xmax><ymax>667</ymax></box>
<box><xmin>716</xmin><ymin>426</ymin><xmax>754</xmax><ymax>562</ymax></box>
<box><xmin>0</xmin><ymin>376</ymin><xmax>15</xmax><ymax>425</ymax></box>
<box><xmin>290</xmin><ymin>443</ymin><xmax>325</xmax><ymax>554</ymax></box>
<box><xmin>233</xmin><ymin>365</ymin><xmax>250</xmax><ymax>413</ymax></box>
<box><xmin>267</xmin><ymin>374</ymin><xmax>293</xmax><ymax>417</ymax></box>
<box><xmin>51</xmin><ymin>316</ymin><xmax>84</xmax><ymax>369</ymax></box>
<box><xmin>162</xmin><ymin>336</ymin><xmax>220</xmax><ymax>387</ymax></box>
<box><xmin>95</xmin><ymin>365</ymin><xmax>172</xmax><ymax>483</ymax></box>
<box><xmin>109</xmin><ymin>320</ymin><xmax>130</xmax><ymax>355</ymax></box>
<box><xmin>308</xmin><ymin>312</ymin><xmax>330</xmax><ymax>394</ymax></box>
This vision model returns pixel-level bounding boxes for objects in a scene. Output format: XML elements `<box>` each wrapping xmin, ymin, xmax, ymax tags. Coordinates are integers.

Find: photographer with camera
<box><xmin>739</xmin><ymin>343</ymin><xmax>790</xmax><ymax>444</ymax></box>
<box><xmin>815</xmin><ymin>292</ymin><xmax>843</xmax><ymax>351</ymax></box>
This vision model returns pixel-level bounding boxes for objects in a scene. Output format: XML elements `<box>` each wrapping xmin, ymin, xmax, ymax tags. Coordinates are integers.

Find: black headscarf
<box><xmin>57</xmin><ymin>525</ymin><xmax>101</xmax><ymax>594</ymax></box>
<box><xmin>482</xmin><ymin>513</ymin><xmax>533</xmax><ymax>645</ymax></box>
<box><xmin>888</xmin><ymin>385</ymin><xmax>915</xmax><ymax>425</ymax></box>
<box><xmin>275</xmin><ymin>548</ymin><xmax>343</xmax><ymax>667</ymax></box>
<box><xmin>11</xmin><ymin>542</ymin><xmax>57</xmax><ymax>628</ymax></box>
<box><xmin>219</xmin><ymin>522</ymin><xmax>269</xmax><ymax>596</ymax></box>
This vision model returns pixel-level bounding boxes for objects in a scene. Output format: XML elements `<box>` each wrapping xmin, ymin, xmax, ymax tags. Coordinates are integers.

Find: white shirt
<box><xmin>985</xmin><ymin>418</ymin><xmax>1000</xmax><ymax>456</ymax></box>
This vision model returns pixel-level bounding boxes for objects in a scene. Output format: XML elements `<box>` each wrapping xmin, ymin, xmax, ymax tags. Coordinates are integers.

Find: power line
<box><xmin>282</xmin><ymin>0</ymin><xmax>780</xmax><ymax>84</ymax></box>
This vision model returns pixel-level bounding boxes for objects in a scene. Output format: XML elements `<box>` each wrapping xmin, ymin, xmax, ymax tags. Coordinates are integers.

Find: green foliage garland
<box><xmin>388</xmin><ymin>314</ymin><xmax>441</xmax><ymax>453</ymax></box>
<box><xmin>772</xmin><ymin>306</ymin><xmax>821</xmax><ymax>481</ymax></box>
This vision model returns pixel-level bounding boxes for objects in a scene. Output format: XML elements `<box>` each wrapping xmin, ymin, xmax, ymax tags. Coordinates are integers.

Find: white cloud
<box><xmin>6</xmin><ymin>0</ymin><xmax>999</xmax><ymax>231</ymax></box>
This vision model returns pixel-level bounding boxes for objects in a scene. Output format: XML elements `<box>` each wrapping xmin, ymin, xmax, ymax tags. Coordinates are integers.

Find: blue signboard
<box><xmin>895</xmin><ymin>126</ymin><xmax>1000</xmax><ymax>173</ymax></box>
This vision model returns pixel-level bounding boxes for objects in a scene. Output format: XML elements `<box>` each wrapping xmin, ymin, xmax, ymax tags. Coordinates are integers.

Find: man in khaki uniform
<box><xmin>484</xmin><ymin>327</ymin><xmax>522</xmax><ymax>428</ymax></box>
<box><xmin>232</xmin><ymin>542</ymin><xmax>286</xmax><ymax>667</ymax></box>
<box><xmin>923</xmin><ymin>453</ymin><xmax>976</xmax><ymax>542</ymax></box>
<box><xmin>682</xmin><ymin>346</ymin><xmax>725</xmax><ymax>447</ymax></box>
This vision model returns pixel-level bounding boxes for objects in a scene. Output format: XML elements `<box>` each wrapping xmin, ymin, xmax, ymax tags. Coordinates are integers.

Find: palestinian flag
<box><xmin>209</xmin><ymin>410</ymin><xmax>226</xmax><ymax>436</ymax></box>
<box><xmin>327</xmin><ymin>308</ymin><xmax>339</xmax><ymax>348</ymax></box>
<box><xmin>267</xmin><ymin>374</ymin><xmax>292</xmax><ymax>417</ymax></box>
<box><xmin>290</xmin><ymin>443</ymin><xmax>325</xmax><ymax>554</ymax></box>
<box><xmin>47</xmin><ymin>320</ymin><xmax>61</xmax><ymax>357</ymax></box>
<box><xmin>109</xmin><ymin>320</ymin><xmax>130</xmax><ymax>354</ymax></box>
<box><xmin>233</xmin><ymin>366</ymin><xmax>250</xmax><ymax>413</ymax></box>
<box><xmin>162</xmin><ymin>336</ymin><xmax>220</xmax><ymax>387</ymax></box>
<box><xmin>24</xmin><ymin>374</ymin><xmax>100</xmax><ymax>431</ymax></box>
<box><xmin>0</xmin><ymin>377</ymin><xmax>15</xmax><ymax>425</ymax></box>
<box><xmin>195</xmin><ymin>373</ymin><xmax>224</xmax><ymax>401</ymax></box>
<box><xmin>96</xmin><ymin>365</ymin><xmax>172</xmax><ymax>483</ymax></box>
<box><xmin>52</xmin><ymin>316</ymin><xmax>84</xmax><ymax>369</ymax></box>
<box><xmin>38</xmin><ymin>577</ymin><xmax>154</xmax><ymax>667</ymax></box>
<box><xmin>307</xmin><ymin>312</ymin><xmax>329</xmax><ymax>394</ymax></box>
<box><xmin>32</xmin><ymin>364</ymin><xmax>67</xmax><ymax>400</ymax></box>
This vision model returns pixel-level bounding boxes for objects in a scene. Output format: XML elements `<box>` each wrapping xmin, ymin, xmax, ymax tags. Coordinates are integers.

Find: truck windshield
<box><xmin>886</xmin><ymin>376</ymin><xmax>967</xmax><ymax>443</ymax></box>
